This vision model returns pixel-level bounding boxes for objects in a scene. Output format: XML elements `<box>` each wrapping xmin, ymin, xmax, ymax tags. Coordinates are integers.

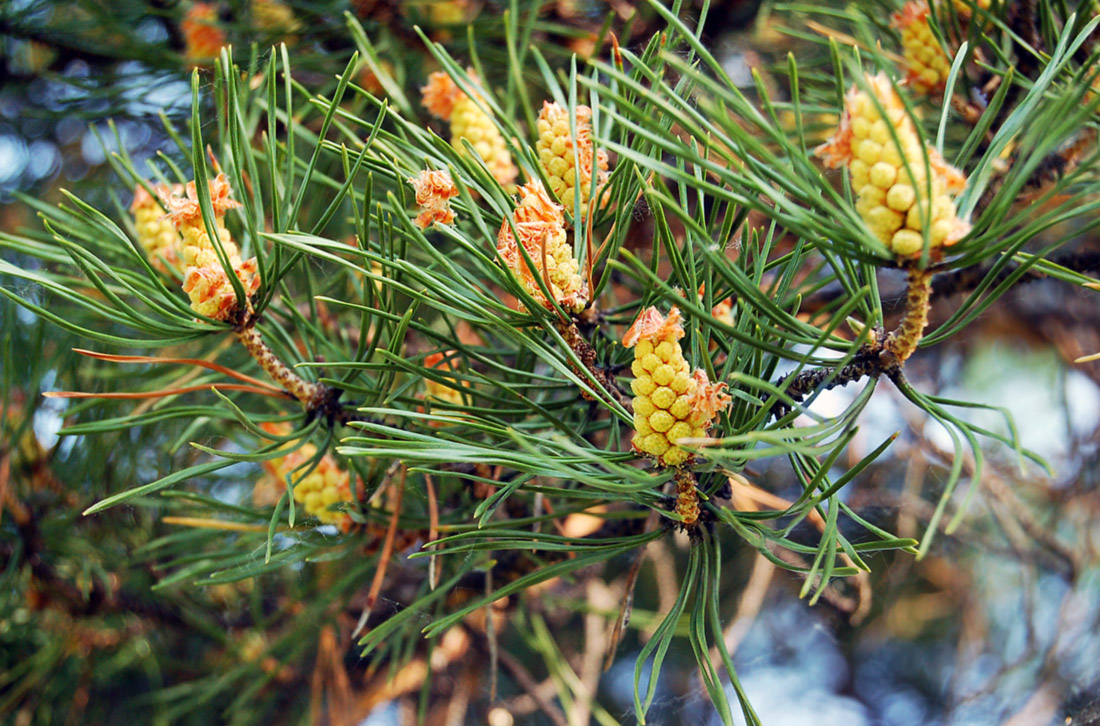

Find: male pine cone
<box><xmin>624</xmin><ymin>307</ymin><xmax>730</xmax><ymax>467</ymax></box>
<box><xmin>893</xmin><ymin>1</ymin><xmax>952</xmax><ymax>95</ymax></box>
<box><xmin>260</xmin><ymin>423</ymin><xmax>354</xmax><ymax>531</ymax></box>
<box><xmin>421</xmin><ymin>71</ymin><xmax>518</xmax><ymax>191</ymax></box>
<box><xmin>163</xmin><ymin>173</ymin><xmax>260</xmax><ymax>321</ymax></box>
<box><xmin>131</xmin><ymin>183</ymin><xmax>182</xmax><ymax>274</ymax></box>
<box><xmin>535</xmin><ymin>101</ymin><xmax>609</xmax><ymax>220</ymax></box>
<box><xmin>816</xmin><ymin>72</ymin><xmax>969</xmax><ymax>259</ymax></box>
<box><xmin>496</xmin><ymin>181</ymin><xmax>588</xmax><ymax>312</ymax></box>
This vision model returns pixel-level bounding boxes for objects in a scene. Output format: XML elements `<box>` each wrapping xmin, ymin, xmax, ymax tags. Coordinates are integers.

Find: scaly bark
<box><xmin>673</xmin><ymin>468</ymin><xmax>699</xmax><ymax>529</ymax></box>
<box><xmin>882</xmin><ymin>266</ymin><xmax>934</xmax><ymax>365</ymax></box>
<box><xmin>236</xmin><ymin>322</ymin><xmax>328</xmax><ymax>409</ymax></box>
<box><xmin>555</xmin><ymin>319</ymin><xmax>632</xmax><ymax>412</ymax></box>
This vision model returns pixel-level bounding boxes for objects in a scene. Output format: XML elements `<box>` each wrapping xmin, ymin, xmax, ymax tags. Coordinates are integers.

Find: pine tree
<box><xmin>2</xmin><ymin>1</ymin><xmax>1099</xmax><ymax>723</ymax></box>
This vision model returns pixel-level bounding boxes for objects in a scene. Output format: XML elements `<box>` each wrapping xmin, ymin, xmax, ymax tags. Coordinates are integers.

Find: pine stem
<box><xmin>236</xmin><ymin>323</ymin><xmax>328</xmax><ymax>409</ymax></box>
<box><xmin>883</xmin><ymin>266</ymin><xmax>934</xmax><ymax>365</ymax></box>
<box><xmin>673</xmin><ymin>468</ymin><xmax>699</xmax><ymax>528</ymax></box>
<box><xmin>772</xmin><ymin>266</ymin><xmax>934</xmax><ymax>417</ymax></box>
<box><xmin>554</xmin><ymin>319</ymin><xmax>632</xmax><ymax>412</ymax></box>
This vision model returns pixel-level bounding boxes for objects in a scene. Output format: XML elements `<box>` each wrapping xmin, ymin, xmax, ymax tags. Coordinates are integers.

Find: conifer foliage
<box><xmin>1</xmin><ymin>0</ymin><xmax>1099</xmax><ymax>723</ymax></box>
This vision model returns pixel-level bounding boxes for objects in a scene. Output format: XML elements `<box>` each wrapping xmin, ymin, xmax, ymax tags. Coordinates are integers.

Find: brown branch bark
<box><xmin>673</xmin><ymin>468</ymin><xmax>700</xmax><ymax>529</ymax></box>
<box><xmin>772</xmin><ymin>336</ymin><xmax>887</xmax><ymax>419</ymax></box>
<box><xmin>802</xmin><ymin>246</ymin><xmax>1100</xmax><ymax>321</ymax></box>
<box><xmin>236</xmin><ymin>322</ymin><xmax>329</xmax><ymax>409</ymax></box>
<box><xmin>774</xmin><ymin>265</ymin><xmax>934</xmax><ymax>418</ymax></box>
<box><xmin>975</xmin><ymin>127</ymin><xmax>1098</xmax><ymax>213</ymax></box>
<box><xmin>555</xmin><ymin>319</ymin><xmax>633</xmax><ymax>412</ymax></box>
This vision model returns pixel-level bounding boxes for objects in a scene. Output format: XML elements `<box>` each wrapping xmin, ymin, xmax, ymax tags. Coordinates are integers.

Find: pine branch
<box><xmin>771</xmin><ymin>333</ymin><xmax>888</xmax><ymax>420</ymax></box>
<box><xmin>801</xmin><ymin>247</ymin><xmax>1100</xmax><ymax>319</ymax></box>
<box><xmin>930</xmin><ymin>249</ymin><xmax>1100</xmax><ymax>299</ymax></box>
<box><xmin>235</xmin><ymin>321</ymin><xmax>329</xmax><ymax>407</ymax></box>
<box><xmin>882</xmin><ymin>267</ymin><xmax>933</xmax><ymax>366</ymax></box>
<box><xmin>9</xmin><ymin>512</ymin><xmax>189</xmax><ymax>628</ymax></box>
<box><xmin>774</xmin><ymin>266</ymin><xmax>933</xmax><ymax>418</ymax></box>
<box><xmin>554</xmin><ymin>318</ymin><xmax>633</xmax><ymax>412</ymax></box>
<box><xmin>975</xmin><ymin>127</ymin><xmax>1099</xmax><ymax>213</ymax></box>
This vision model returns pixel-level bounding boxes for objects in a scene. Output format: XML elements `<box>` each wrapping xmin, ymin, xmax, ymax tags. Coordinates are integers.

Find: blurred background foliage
<box><xmin>1</xmin><ymin>1</ymin><xmax>1099</xmax><ymax>725</ymax></box>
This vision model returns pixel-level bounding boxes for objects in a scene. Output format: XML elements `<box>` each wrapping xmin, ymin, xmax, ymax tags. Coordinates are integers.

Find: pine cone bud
<box><xmin>421</xmin><ymin>71</ymin><xmax>460</xmax><ymax>121</ymax></box>
<box><xmin>697</xmin><ymin>285</ymin><xmax>735</xmax><ymax>328</ymax></box>
<box><xmin>408</xmin><ymin>0</ymin><xmax>472</xmax><ymax>24</ymax></box>
<box><xmin>251</xmin><ymin>0</ymin><xmax>302</xmax><ymax>43</ymax></box>
<box><xmin>409</xmin><ymin>169</ymin><xmax>459</xmax><ymax>229</ymax></box>
<box><xmin>711</xmin><ymin>297</ymin><xmax>734</xmax><ymax>327</ymax></box>
<box><xmin>293</xmin><ymin>457</ymin><xmax>354</xmax><ymax>529</ymax></box>
<box><xmin>357</xmin><ymin>59</ymin><xmax>394</xmax><ymax>96</ymax></box>
<box><xmin>423</xmin><ymin>352</ymin><xmax>468</xmax><ymax>406</ymax></box>
<box><xmin>697</xmin><ymin>284</ymin><xmax>735</xmax><ymax>351</ymax></box>
<box><xmin>952</xmin><ymin>0</ymin><xmax>991</xmax><ymax>18</ymax></box>
<box><xmin>496</xmin><ymin>181</ymin><xmax>588</xmax><ymax>313</ymax></box>
<box><xmin>260</xmin><ymin>423</ymin><xmax>354</xmax><ymax>530</ymax></box>
<box><xmin>421</xmin><ymin>71</ymin><xmax>518</xmax><ymax>190</ymax></box>
<box><xmin>535</xmin><ymin>101</ymin><xmax>610</xmax><ymax>220</ymax></box>
<box><xmin>815</xmin><ymin>72</ymin><xmax>970</xmax><ymax>259</ymax></box>
<box><xmin>181</xmin><ymin>3</ymin><xmax>225</xmax><ymax>69</ymax></box>
<box><xmin>131</xmin><ymin>183</ymin><xmax>183</xmax><ymax>273</ymax></box>
<box><xmin>624</xmin><ymin>307</ymin><xmax>730</xmax><ymax>467</ymax></box>
<box><xmin>893</xmin><ymin>1</ymin><xmax>952</xmax><ymax>95</ymax></box>
<box><xmin>420</xmin><ymin>351</ymin><xmax>471</xmax><ymax>427</ymax></box>
<box><xmin>163</xmin><ymin>173</ymin><xmax>260</xmax><ymax>321</ymax></box>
